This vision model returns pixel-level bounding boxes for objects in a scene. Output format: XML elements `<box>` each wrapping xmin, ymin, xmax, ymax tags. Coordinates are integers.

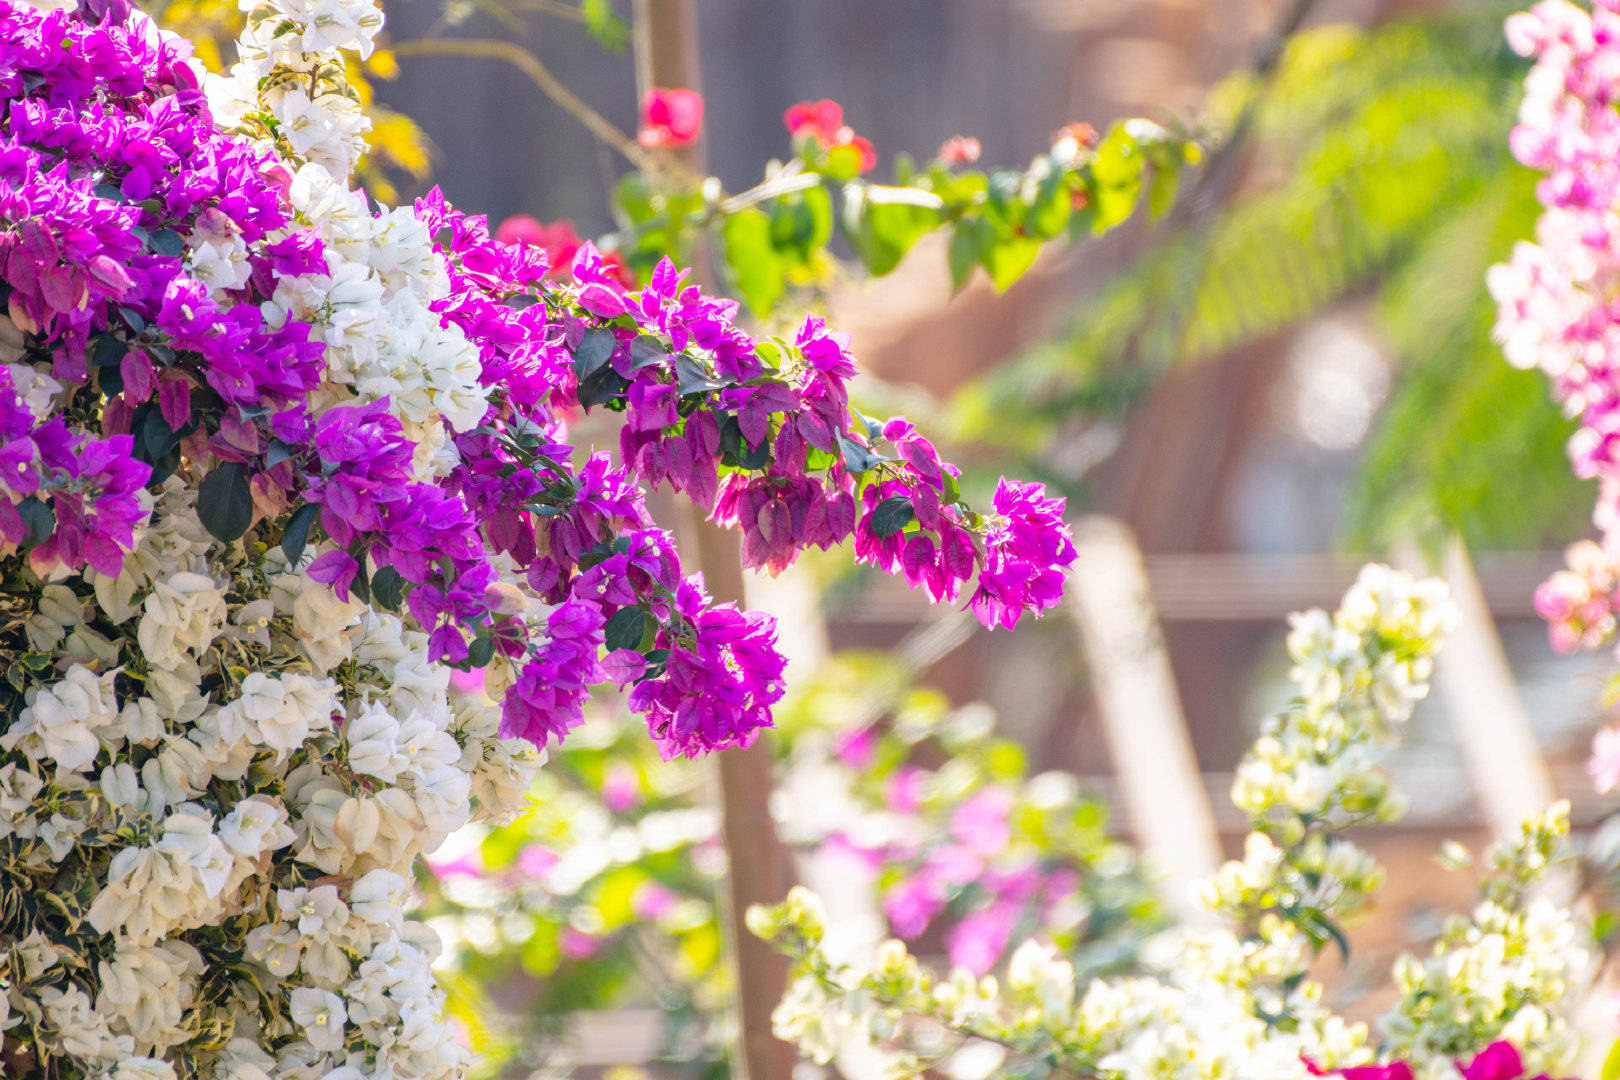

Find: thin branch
<box><xmin>497</xmin><ymin>0</ymin><xmax>591</xmax><ymax>20</ymax></box>
<box><xmin>391</xmin><ymin>37</ymin><xmax>659</xmax><ymax>173</ymax></box>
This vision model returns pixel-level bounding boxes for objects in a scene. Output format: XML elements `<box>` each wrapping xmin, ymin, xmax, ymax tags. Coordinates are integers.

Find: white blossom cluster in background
<box><xmin>752</xmin><ymin>567</ymin><xmax>1593</xmax><ymax>1080</ymax></box>
<box><xmin>0</xmin><ymin>2</ymin><xmax>544</xmax><ymax>1078</ymax></box>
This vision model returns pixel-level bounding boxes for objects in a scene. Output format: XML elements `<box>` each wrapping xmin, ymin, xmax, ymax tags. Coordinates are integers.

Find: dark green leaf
<box><xmin>349</xmin><ymin>558</ymin><xmax>371</xmax><ymax>605</ymax></box>
<box><xmin>280</xmin><ymin>502</ymin><xmax>319</xmax><ymax>564</ymax></box>
<box><xmin>266</xmin><ymin>439</ymin><xmax>294</xmax><ymax>468</ymax></box>
<box><xmin>870</xmin><ymin>496</ymin><xmax>914</xmax><ymax>538</ymax></box>
<box><xmin>675</xmin><ymin>355</ymin><xmax>729</xmax><ymax>396</ymax></box>
<box><xmin>91</xmin><ymin>335</ymin><xmax>128</xmax><ymax>368</ymax></box>
<box><xmin>572</xmin><ymin>327</ymin><xmax>616</xmax><ymax>380</ymax></box>
<box><xmin>147</xmin><ymin>229</ymin><xmax>184</xmax><ymax>258</ymax></box>
<box><xmin>627</xmin><ymin>335</ymin><xmax>668</xmax><ymax>371</ymax></box>
<box><xmin>17</xmin><ymin>497</ymin><xmax>53</xmax><ymax>549</ymax></box>
<box><xmin>576</xmin><ymin>364</ymin><xmax>626</xmax><ymax>409</ymax></box>
<box><xmin>197</xmin><ymin>462</ymin><xmax>254</xmax><ymax>543</ymax></box>
<box><xmin>604</xmin><ymin>607</ymin><xmax>647</xmax><ymax>652</ymax></box>
<box><xmin>467</xmin><ymin>634</ymin><xmax>495</xmax><ymax>669</ymax></box>
<box><xmin>371</xmin><ymin>566</ymin><xmax>405</xmax><ymax>611</ymax></box>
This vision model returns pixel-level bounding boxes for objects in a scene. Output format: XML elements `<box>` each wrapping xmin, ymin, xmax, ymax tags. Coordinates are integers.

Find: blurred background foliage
<box><xmin>955</xmin><ymin>0</ymin><xmax>1591</xmax><ymax>553</ymax></box>
<box><xmin>421</xmin><ymin>657</ymin><xmax>1160</xmax><ymax>1078</ymax></box>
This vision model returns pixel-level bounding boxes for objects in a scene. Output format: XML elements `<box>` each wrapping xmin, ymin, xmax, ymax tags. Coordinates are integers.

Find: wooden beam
<box><xmin>1066</xmin><ymin>516</ymin><xmax>1223</xmax><ymax>922</ymax></box>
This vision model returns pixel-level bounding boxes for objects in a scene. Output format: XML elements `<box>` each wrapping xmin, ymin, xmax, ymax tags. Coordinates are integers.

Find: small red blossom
<box><xmin>638</xmin><ymin>86</ymin><xmax>703</xmax><ymax>149</ymax></box>
<box><xmin>784</xmin><ymin>98</ymin><xmax>846</xmax><ymax>140</ymax></box>
<box><xmin>1055</xmin><ymin>121</ymin><xmax>1098</xmax><ymax>148</ymax></box>
<box><xmin>784</xmin><ymin>97</ymin><xmax>876</xmax><ymax>173</ymax></box>
<box><xmin>938</xmin><ymin>135</ymin><xmax>981</xmax><ymax>165</ymax></box>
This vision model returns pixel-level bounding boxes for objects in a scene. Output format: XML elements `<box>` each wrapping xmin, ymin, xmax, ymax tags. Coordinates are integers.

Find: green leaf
<box><xmin>196</xmin><ymin>462</ymin><xmax>254</xmax><ymax>544</ymax></box>
<box><xmin>722</xmin><ymin>208</ymin><xmax>787</xmax><ymax>317</ymax></box>
<box><xmin>674</xmin><ymin>355</ymin><xmax>728</xmax><ymax>395</ymax></box>
<box><xmin>769</xmin><ymin>185</ymin><xmax>834</xmax><ymax>266</ymax></box>
<box><xmin>371</xmin><ymin>565</ymin><xmax>405</xmax><ymax>611</ymax></box>
<box><xmin>870</xmin><ymin>496</ymin><xmax>914</xmax><ymax>538</ymax></box>
<box><xmin>91</xmin><ymin>335</ymin><xmax>128</xmax><ymax>368</ymax></box>
<box><xmin>572</xmin><ymin>327</ymin><xmax>616</xmax><ymax>380</ymax></box>
<box><xmin>576</xmin><ymin>365</ymin><xmax>627</xmax><ymax>409</ymax></box>
<box><xmin>280</xmin><ymin>501</ymin><xmax>319</xmax><ymax>564</ymax></box>
<box><xmin>467</xmin><ymin>634</ymin><xmax>495</xmax><ymax>669</ymax></box>
<box><xmin>948</xmin><ymin>219</ymin><xmax>992</xmax><ymax>292</ymax></box>
<box><xmin>844</xmin><ymin>185</ymin><xmax>938</xmax><ymax>277</ymax></box>
<box><xmin>604</xmin><ymin>607</ymin><xmax>647</xmax><ymax>652</ymax></box>
<box><xmin>147</xmin><ymin>229</ymin><xmax>184</xmax><ymax>258</ymax></box>
<box><xmin>627</xmin><ymin>335</ymin><xmax>668</xmax><ymax>371</ymax></box>
<box><xmin>266</xmin><ymin>439</ymin><xmax>294</xmax><ymax>468</ymax></box>
<box><xmin>1148</xmin><ymin>158</ymin><xmax>1183</xmax><ymax>219</ymax></box>
<box><xmin>1029</xmin><ymin>165</ymin><xmax>1072</xmax><ymax>239</ymax></box>
<box><xmin>614</xmin><ymin>171</ymin><xmax>656</xmax><ymax>225</ymax></box>
<box><xmin>1090</xmin><ymin>123</ymin><xmax>1145</xmax><ymax>231</ymax></box>
<box><xmin>581</xmin><ymin>0</ymin><xmax>629</xmax><ymax>51</ymax></box>
<box><xmin>982</xmin><ymin>236</ymin><xmax>1041</xmax><ymax>291</ymax></box>
<box><xmin>17</xmin><ymin>496</ymin><xmax>53</xmax><ymax>549</ymax></box>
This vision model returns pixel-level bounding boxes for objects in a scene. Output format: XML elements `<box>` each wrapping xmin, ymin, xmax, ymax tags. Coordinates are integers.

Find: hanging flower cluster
<box><xmin>0</xmin><ymin>0</ymin><xmax>1078</xmax><ymax>1076</ymax></box>
<box><xmin>1489</xmin><ymin>0</ymin><xmax>1620</xmax><ymax>652</ymax></box>
<box><xmin>752</xmin><ymin>568</ymin><xmax>1592</xmax><ymax>1080</ymax></box>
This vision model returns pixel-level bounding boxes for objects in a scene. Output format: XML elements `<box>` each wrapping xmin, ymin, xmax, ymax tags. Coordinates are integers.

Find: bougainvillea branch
<box><xmin>0</xmin><ymin>0</ymin><xmax>1092</xmax><ymax>1074</ymax></box>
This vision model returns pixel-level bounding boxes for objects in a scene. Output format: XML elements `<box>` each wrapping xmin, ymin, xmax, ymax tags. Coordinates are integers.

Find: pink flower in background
<box><xmin>946</xmin><ymin>901</ymin><xmax>1019</xmax><ymax>975</ymax></box>
<box><xmin>518</xmin><ymin>846</ymin><xmax>559</xmax><ymax>880</ymax></box>
<box><xmin>883</xmin><ymin>873</ymin><xmax>946</xmax><ymax>938</ymax></box>
<box><xmin>602</xmin><ymin>761</ymin><xmax>641</xmax><ymax>814</ymax></box>
<box><xmin>1590</xmin><ymin>727</ymin><xmax>1620</xmax><ymax>794</ymax></box>
<box><xmin>950</xmin><ymin>785</ymin><xmax>1013</xmax><ymax>856</ymax></box>
<box><xmin>832</xmin><ymin>724</ymin><xmax>876</xmax><ymax>769</ymax></box>
<box><xmin>821</xmin><ymin>832</ymin><xmax>883</xmax><ymax>877</ymax></box>
<box><xmin>631</xmin><ymin>880</ymin><xmax>680</xmax><ymax>921</ymax></box>
<box><xmin>885</xmin><ymin>766</ymin><xmax>925</xmax><ymax>814</ymax></box>
<box><xmin>938</xmin><ymin>136</ymin><xmax>981</xmax><ymax>165</ymax></box>
<box><xmin>425</xmin><ymin>848</ymin><xmax>485</xmax><ymax>880</ymax></box>
<box><xmin>560</xmin><ymin>928</ymin><xmax>602</xmax><ymax>960</ymax></box>
<box><xmin>638</xmin><ymin>87</ymin><xmax>704</xmax><ymax>149</ymax></box>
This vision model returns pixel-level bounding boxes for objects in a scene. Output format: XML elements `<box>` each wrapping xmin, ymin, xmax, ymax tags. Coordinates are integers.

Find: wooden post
<box><xmin>630</xmin><ymin>6</ymin><xmax>798</xmax><ymax>1077</ymax></box>
<box><xmin>1067</xmin><ymin>516</ymin><xmax>1223</xmax><ymax>922</ymax></box>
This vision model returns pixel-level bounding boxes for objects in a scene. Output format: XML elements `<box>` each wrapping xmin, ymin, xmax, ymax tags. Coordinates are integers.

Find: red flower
<box><xmin>638</xmin><ymin>86</ymin><xmax>704</xmax><ymax>149</ymax></box>
<box><xmin>493</xmin><ymin>216</ymin><xmax>634</xmax><ymax>287</ymax></box>
<box><xmin>783</xmin><ymin>98</ymin><xmax>877</xmax><ymax>173</ymax></box>
<box><xmin>1054</xmin><ymin>121</ymin><xmax>1098</xmax><ymax>149</ymax></box>
<box><xmin>784</xmin><ymin>98</ymin><xmax>845</xmax><ymax>141</ymax></box>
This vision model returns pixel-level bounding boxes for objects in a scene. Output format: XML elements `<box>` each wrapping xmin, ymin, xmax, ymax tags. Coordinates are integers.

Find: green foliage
<box><xmin>962</xmin><ymin>2</ymin><xmax>1590</xmax><ymax>551</ymax></box>
<box><xmin>612</xmin><ymin>121</ymin><xmax>1201</xmax><ymax>317</ymax></box>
